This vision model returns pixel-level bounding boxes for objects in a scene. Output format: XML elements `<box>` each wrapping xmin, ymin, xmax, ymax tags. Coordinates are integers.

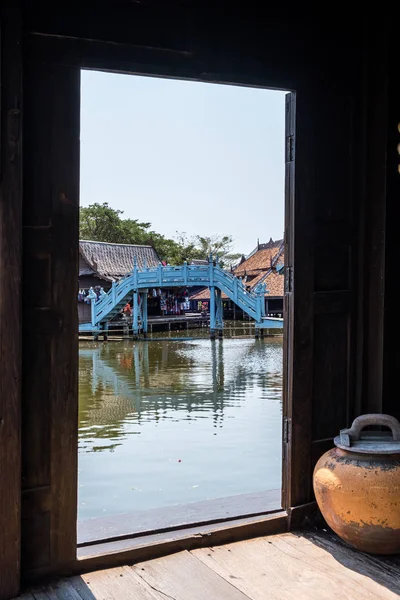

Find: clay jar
<box><xmin>313</xmin><ymin>414</ymin><xmax>400</xmax><ymax>555</ymax></box>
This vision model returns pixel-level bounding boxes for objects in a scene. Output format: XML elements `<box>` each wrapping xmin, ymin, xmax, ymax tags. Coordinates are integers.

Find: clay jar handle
<box><xmin>340</xmin><ymin>414</ymin><xmax>400</xmax><ymax>446</ymax></box>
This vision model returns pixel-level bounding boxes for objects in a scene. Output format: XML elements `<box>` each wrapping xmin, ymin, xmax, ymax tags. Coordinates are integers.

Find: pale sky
<box><xmin>80</xmin><ymin>70</ymin><xmax>285</xmax><ymax>256</ymax></box>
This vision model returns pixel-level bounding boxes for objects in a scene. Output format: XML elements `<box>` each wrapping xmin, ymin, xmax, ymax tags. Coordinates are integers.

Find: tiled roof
<box><xmin>271</xmin><ymin>243</ymin><xmax>284</xmax><ymax>268</ymax></box>
<box><xmin>245</xmin><ymin>246</ymin><xmax>285</xmax><ymax>298</ymax></box>
<box><xmin>190</xmin><ymin>243</ymin><xmax>285</xmax><ymax>301</ymax></box>
<box><xmin>190</xmin><ymin>288</ymin><xmax>228</xmax><ymax>301</ymax></box>
<box><xmin>190</xmin><ymin>272</ymin><xmax>284</xmax><ymax>301</ymax></box>
<box><xmin>263</xmin><ymin>270</ymin><xmax>285</xmax><ymax>297</ymax></box>
<box><xmin>246</xmin><ymin>270</ymin><xmax>269</xmax><ymax>289</ymax></box>
<box><xmin>234</xmin><ymin>239</ymin><xmax>283</xmax><ymax>277</ymax></box>
<box><xmin>242</xmin><ymin>269</ymin><xmax>284</xmax><ymax>298</ymax></box>
<box><xmin>79</xmin><ymin>240</ymin><xmax>160</xmax><ymax>281</ymax></box>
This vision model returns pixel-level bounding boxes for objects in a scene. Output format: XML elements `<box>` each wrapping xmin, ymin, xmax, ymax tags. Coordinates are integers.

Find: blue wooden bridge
<box><xmin>79</xmin><ymin>257</ymin><xmax>283</xmax><ymax>338</ymax></box>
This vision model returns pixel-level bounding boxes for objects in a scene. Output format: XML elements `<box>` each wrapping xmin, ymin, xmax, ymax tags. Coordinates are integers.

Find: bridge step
<box><xmin>79</xmin><ymin>322</ymin><xmax>100</xmax><ymax>333</ymax></box>
<box><xmin>257</xmin><ymin>318</ymin><xmax>284</xmax><ymax>329</ymax></box>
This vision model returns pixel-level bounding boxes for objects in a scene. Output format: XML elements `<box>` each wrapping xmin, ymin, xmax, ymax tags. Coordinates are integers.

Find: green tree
<box><xmin>171</xmin><ymin>232</ymin><xmax>204</xmax><ymax>264</ymax></box>
<box><xmin>194</xmin><ymin>235</ymin><xmax>242</xmax><ymax>267</ymax></box>
<box><xmin>80</xmin><ymin>203</ymin><xmax>183</xmax><ymax>262</ymax></box>
<box><xmin>174</xmin><ymin>233</ymin><xmax>241</xmax><ymax>267</ymax></box>
<box><xmin>80</xmin><ymin>203</ymin><xmax>151</xmax><ymax>245</ymax></box>
<box><xmin>80</xmin><ymin>203</ymin><xmax>242</xmax><ymax>266</ymax></box>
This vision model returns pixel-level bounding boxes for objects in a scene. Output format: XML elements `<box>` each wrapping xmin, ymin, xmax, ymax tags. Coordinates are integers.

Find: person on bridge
<box><xmin>122</xmin><ymin>303</ymin><xmax>132</xmax><ymax>317</ymax></box>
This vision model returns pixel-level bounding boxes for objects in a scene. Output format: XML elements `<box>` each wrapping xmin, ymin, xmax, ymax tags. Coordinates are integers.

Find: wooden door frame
<box><xmin>20</xmin><ymin>12</ymin><xmax>372</xmax><ymax>581</ymax></box>
<box><xmin>22</xmin><ymin>33</ymin><xmax>302</xmax><ymax>570</ymax></box>
<box><xmin>21</xmin><ymin>58</ymin><xmax>80</xmax><ymax>583</ymax></box>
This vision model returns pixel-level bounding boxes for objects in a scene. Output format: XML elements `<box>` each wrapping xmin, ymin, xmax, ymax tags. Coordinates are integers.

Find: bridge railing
<box><xmin>94</xmin><ymin>275</ymin><xmax>134</xmax><ymax>325</ymax></box>
<box><xmin>213</xmin><ymin>268</ymin><xmax>259</xmax><ymax>320</ymax></box>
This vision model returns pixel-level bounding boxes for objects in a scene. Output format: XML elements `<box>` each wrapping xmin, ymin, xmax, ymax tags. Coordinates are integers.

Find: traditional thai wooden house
<box><xmin>190</xmin><ymin>239</ymin><xmax>285</xmax><ymax>316</ymax></box>
<box><xmin>235</xmin><ymin>238</ymin><xmax>284</xmax><ymax>315</ymax></box>
<box><xmin>78</xmin><ymin>240</ymin><xmax>160</xmax><ymax>323</ymax></box>
<box><xmin>1</xmin><ymin>3</ymin><xmax>399</xmax><ymax>599</ymax></box>
<box><xmin>234</xmin><ymin>238</ymin><xmax>283</xmax><ymax>280</ymax></box>
<box><xmin>79</xmin><ymin>240</ymin><xmax>160</xmax><ymax>288</ymax></box>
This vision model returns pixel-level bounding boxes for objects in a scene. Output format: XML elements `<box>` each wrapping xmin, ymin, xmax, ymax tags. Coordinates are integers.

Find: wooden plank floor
<box><xmin>16</xmin><ymin>530</ymin><xmax>400</xmax><ymax>600</ymax></box>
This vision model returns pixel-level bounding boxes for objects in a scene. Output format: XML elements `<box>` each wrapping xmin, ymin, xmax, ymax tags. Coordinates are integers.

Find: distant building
<box><xmin>236</xmin><ymin>239</ymin><xmax>284</xmax><ymax>314</ymax></box>
<box><xmin>79</xmin><ymin>239</ymin><xmax>160</xmax><ymax>288</ymax></box>
<box><xmin>190</xmin><ymin>238</ymin><xmax>284</xmax><ymax>317</ymax></box>
<box><xmin>78</xmin><ymin>240</ymin><xmax>160</xmax><ymax>323</ymax></box>
<box><xmin>189</xmin><ymin>259</ymin><xmax>209</xmax><ymax>266</ymax></box>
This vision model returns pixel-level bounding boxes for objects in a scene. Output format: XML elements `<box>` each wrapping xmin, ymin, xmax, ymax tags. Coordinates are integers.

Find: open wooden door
<box><xmin>282</xmin><ymin>73</ymin><xmax>361</xmax><ymax>515</ymax></box>
<box><xmin>282</xmin><ymin>92</ymin><xmax>295</xmax><ymax>510</ymax></box>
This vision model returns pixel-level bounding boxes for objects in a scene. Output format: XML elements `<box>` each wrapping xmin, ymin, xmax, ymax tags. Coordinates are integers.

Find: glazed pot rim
<box><xmin>334</xmin><ymin>435</ymin><xmax>400</xmax><ymax>455</ymax></box>
<box><xmin>333</xmin><ymin>445</ymin><xmax>400</xmax><ymax>458</ymax></box>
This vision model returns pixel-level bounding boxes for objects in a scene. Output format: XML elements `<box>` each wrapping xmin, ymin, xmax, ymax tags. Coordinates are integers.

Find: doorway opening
<box><xmin>77</xmin><ymin>70</ymin><xmax>292</xmax><ymax>550</ymax></box>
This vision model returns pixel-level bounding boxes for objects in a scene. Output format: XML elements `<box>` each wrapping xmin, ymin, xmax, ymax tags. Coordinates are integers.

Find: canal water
<box><xmin>78</xmin><ymin>325</ymin><xmax>283</xmax><ymax>521</ymax></box>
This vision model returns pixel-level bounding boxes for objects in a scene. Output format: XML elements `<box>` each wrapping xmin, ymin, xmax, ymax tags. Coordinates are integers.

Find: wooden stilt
<box><xmin>141</xmin><ymin>291</ymin><xmax>148</xmax><ymax>336</ymax></box>
<box><xmin>133</xmin><ymin>290</ymin><xmax>139</xmax><ymax>337</ymax></box>
<box><xmin>210</xmin><ymin>285</ymin><xmax>216</xmax><ymax>339</ymax></box>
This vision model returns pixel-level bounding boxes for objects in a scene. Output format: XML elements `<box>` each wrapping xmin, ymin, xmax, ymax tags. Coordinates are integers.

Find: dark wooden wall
<box><xmin>383</xmin><ymin>38</ymin><xmax>400</xmax><ymax>422</ymax></box>
<box><xmin>22</xmin><ymin>60</ymin><xmax>80</xmax><ymax>581</ymax></box>
<box><xmin>0</xmin><ymin>2</ymin><xmax>394</xmax><ymax>597</ymax></box>
<box><xmin>0</xmin><ymin>3</ymin><xmax>22</xmax><ymax>599</ymax></box>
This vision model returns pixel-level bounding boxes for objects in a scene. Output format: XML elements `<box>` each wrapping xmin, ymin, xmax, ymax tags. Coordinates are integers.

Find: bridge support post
<box><xmin>133</xmin><ymin>290</ymin><xmax>139</xmax><ymax>337</ymax></box>
<box><xmin>141</xmin><ymin>291</ymin><xmax>148</xmax><ymax>337</ymax></box>
<box><xmin>215</xmin><ymin>288</ymin><xmax>224</xmax><ymax>338</ymax></box>
<box><xmin>209</xmin><ymin>286</ymin><xmax>224</xmax><ymax>339</ymax></box>
<box><xmin>103</xmin><ymin>322</ymin><xmax>108</xmax><ymax>342</ymax></box>
<box><xmin>209</xmin><ymin>285</ymin><xmax>216</xmax><ymax>339</ymax></box>
<box><xmin>89</xmin><ymin>291</ymin><xmax>98</xmax><ymax>340</ymax></box>
<box><xmin>123</xmin><ymin>318</ymin><xmax>129</xmax><ymax>338</ymax></box>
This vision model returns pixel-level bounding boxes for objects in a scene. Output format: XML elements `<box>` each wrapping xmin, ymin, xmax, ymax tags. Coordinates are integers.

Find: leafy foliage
<box><xmin>80</xmin><ymin>203</ymin><xmax>241</xmax><ymax>266</ymax></box>
<box><xmin>194</xmin><ymin>235</ymin><xmax>241</xmax><ymax>267</ymax></box>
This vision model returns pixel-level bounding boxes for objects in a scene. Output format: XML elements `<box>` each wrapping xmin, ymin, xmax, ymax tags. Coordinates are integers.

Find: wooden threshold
<box><xmin>24</xmin><ymin>511</ymin><xmax>288</xmax><ymax>582</ymax></box>
<box><xmin>75</xmin><ymin>510</ymin><xmax>288</xmax><ymax>574</ymax></box>
<box><xmin>78</xmin><ymin>489</ymin><xmax>281</xmax><ymax>547</ymax></box>
<box><xmin>23</xmin><ymin>502</ymin><xmax>321</xmax><ymax>582</ymax></box>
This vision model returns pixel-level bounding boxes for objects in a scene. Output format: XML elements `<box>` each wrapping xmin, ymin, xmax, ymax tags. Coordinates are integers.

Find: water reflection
<box><xmin>79</xmin><ymin>339</ymin><xmax>282</xmax><ymax>441</ymax></box>
<box><xmin>78</xmin><ymin>330</ymin><xmax>283</xmax><ymax>519</ymax></box>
